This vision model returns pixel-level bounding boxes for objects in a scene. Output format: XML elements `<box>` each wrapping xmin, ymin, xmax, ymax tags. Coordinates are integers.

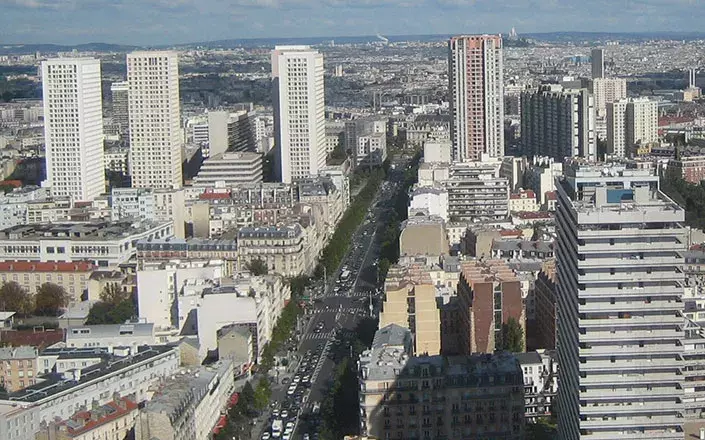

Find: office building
<box><xmin>207</xmin><ymin>110</ymin><xmax>256</xmax><ymax>157</ymax></box>
<box><xmin>592</xmin><ymin>77</ymin><xmax>627</xmax><ymax>118</ymax></box>
<box><xmin>449</xmin><ymin>35</ymin><xmax>504</xmax><ymax>161</ymax></box>
<box><xmin>607</xmin><ymin>98</ymin><xmax>659</xmax><ymax>158</ymax></box>
<box><xmin>520</xmin><ymin>85</ymin><xmax>596</xmax><ymax>161</ymax></box>
<box><xmin>135</xmin><ymin>360</ymin><xmax>235</xmax><ymax>440</ymax></box>
<box><xmin>272</xmin><ymin>46</ymin><xmax>326</xmax><ymax>183</ymax></box>
<box><xmin>127</xmin><ymin>51</ymin><xmax>183</xmax><ymax>189</ymax></box>
<box><xmin>555</xmin><ymin>160</ymin><xmax>685</xmax><ymax>440</ymax></box>
<box><xmin>110</xmin><ymin>81</ymin><xmax>129</xmax><ymax>143</ymax></box>
<box><xmin>192</xmin><ymin>151</ymin><xmax>263</xmax><ymax>187</ymax></box>
<box><xmin>41</xmin><ymin>58</ymin><xmax>105</xmax><ymax>202</ymax></box>
<box><xmin>358</xmin><ymin>324</ymin><xmax>524</xmax><ymax>440</ymax></box>
<box><xmin>591</xmin><ymin>48</ymin><xmax>604</xmax><ymax>79</ymax></box>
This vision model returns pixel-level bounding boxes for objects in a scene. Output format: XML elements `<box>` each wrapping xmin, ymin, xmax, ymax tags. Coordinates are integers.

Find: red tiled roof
<box><xmin>510</xmin><ymin>189</ymin><xmax>536</xmax><ymax>199</ymax></box>
<box><xmin>199</xmin><ymin>192</ymin><xmax>231</xmax><ymax>200</ymax></box>
<box><xmin>0</xmin><ymin>262</ymin><xmax>95</xmax><ymax>273</ymax></box>
<box><xmin>0</xmin><ymin>328</ymin><xmax>65</xmax><ymax>348</ymax></box>
<box><xmin>545</xmin><ymin>191</ymin><xmax>557</xmax><ymax>201</ymax></box>
<box><xmin>60</xmin><ymin>398</ymin><xmax>138</xmax><ymax>435</ymax></box>
<box><xmin>499</xmin><ymin>229</ymin><xmax>523</xmax><ymax>237</ymax></box>
<box><xmin>516</xmin><ymin>211</ymin><xmax>553</xmax><ymax>220</ymax></box>
<box><xmin>0</xmin><ymin>180</ymin><xmax>22</xmax><ymax>188</ymax></box>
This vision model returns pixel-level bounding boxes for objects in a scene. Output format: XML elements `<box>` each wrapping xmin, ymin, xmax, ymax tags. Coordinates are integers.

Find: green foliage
<box><xmin>99</xmin><ymin>283</ymin><xmax>129</xmax><ymax>305</ymax></box>
<box><xmin>254</xmin><ymin>377</ymin><xmax>272</xmax><ymax>410</ymax></box>
<box><xmin>288</xmin><ymin>275</ymin><xmax>311</xmax><ymax>299</ymax></box>
<box><xmin>245</xmin><ymin>258</ymin><xmax>268</xmax><ymax>276</ymax></box>
<box><xmin>317</xmin><ymin>169</ymin><xmax>385</xmax><ymax>278</ymax></box>
<box><xmin>85</xmin><ymin>295</ymin><xmax>136</xmax><ymax>325</ymax></box>
<box><xmin>328</xmin><ymin>138</ymin><xmax>347</xmax><ymax>165</ymax></box>
<box><xmin>0</xmin><ymin>281</ymin><xmax>32</xmax><ymax>315</ymax></box>
<box><xmin>34</xmin><ymin>283</ymin><xmax>69</xmax><ymax>316</ymax></box>
<box><xmin>259</xmin><ymin>301</ymin><xmax>300</xmax><ymax>373</ymax></box>
<box><xmin>499</xmin><ymin>317</ymin><xmax>525</xmax><ymax>353</ymax></box>
<box><xmin>661</xmin><ymin>169</ymin><xmax>705</xmax><ymax>230</ymax></box>
<box><xmin>526</xmin><ymin>418</ymin><xmax>558</xmax><ymax>440</ymax></box>
<box><xmin>319</xmin><ymin>357</ymin><xmax>360</xmax><ymax>438</ymax></box>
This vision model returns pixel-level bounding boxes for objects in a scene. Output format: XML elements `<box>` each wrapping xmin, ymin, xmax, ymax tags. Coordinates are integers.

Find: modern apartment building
<box><xmin>448</xmin><ymin>35</ymin><xmax>504</xmax><ymax>162</ymax></box>
<box><xmin>456</xmin><ymin>260</ymin><xmax>525</xmax><ymax>354</ymax></box>
<box><xmin>192</xmin><ymin>151</ymin><xmax>263</xmax><ymax>187</ymax></box>
<box><xmin>555</xmin><ymin>160</ymin><xmax>686</xmax><ymax>440</ymax></box>
<box><xmin>0</xmin><ymin>221</ymin><xmax>174</xmax><ymax>266</ymax></box>
<box><xmin>41</xmin><ymin>58</ymin><xmax>105</xmax><ymax>202</ymax></box>
<box><xmin>272</xmin><ymin>46</ymin><xmax>326</xmax><ymax>183</ymax></box>
<box><xmin>445</xmin><ymin>161</ymin><xmax>509</xmax><ymax>222</ymax></box>
<box><xmin>358</xmin><ymin>324</ymin><xmax>524</xmax><ymax>440</ymax></box>
<box><xmin>592</xmin><ymin>77</ymin><xmax>627</xmax><ymax>118</ymax></box>
<box><xmin>520</xmin><ymin>85</ymin><xmax>596</xmax><ymax>161</ymax></box>
<box><xmin>380</xmin><ymin>267</ymin><xmax>441</xmax><ymax>355</ymax></box>
<box><xmin>127</xmin><ymin>51</ymin><xmax>183</xmax><ymax>189</ymax></box>
<box><xmin>607</xmin><ymin>98</ymin><xmax>659</xmax><ymax>158</ymax></box>
<box><xmin>207</xmin><ymin>110</ymin><xmax>256</xmax><ymax>157</ymax></box>
<box><xmin>110</xmin><ymin>81</ymin><xmax>129</xmax><ymax>143</ymax></box>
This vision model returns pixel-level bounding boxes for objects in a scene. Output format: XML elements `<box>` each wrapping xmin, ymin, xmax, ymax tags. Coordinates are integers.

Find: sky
<box><xmin>1</xmin><ymin>0</ymin><xmax>704</xmax><ymax>46</ymax></box>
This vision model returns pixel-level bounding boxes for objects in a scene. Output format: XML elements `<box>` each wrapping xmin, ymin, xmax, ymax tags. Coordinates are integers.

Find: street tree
<box><xmin>245</xmin><ymin>258</ymin><xmax>268</xmax><ymax>276</ymax></box>
<box><xmin>100</xmin><ymin>283</ymin><xmax>129</xmax><ymax>305</ymax></box>
<box><xmin>499</xmin><ymin>317</ymin><xmax>525</xmax><ymax>353</ymax></box>
<box><xmin>0</xmin><ymin>281</ymin><xmax>32</xmax><ymax>315</ymax></box>
<box><xmin>34</xmin><ymin>283</ymin><xmax>69</xmax><ymax>316</ymax></box>
<box><xmin>254</xmin><ymin>377</ymin><xmax>271</xmax><ymax>410</ymax></box>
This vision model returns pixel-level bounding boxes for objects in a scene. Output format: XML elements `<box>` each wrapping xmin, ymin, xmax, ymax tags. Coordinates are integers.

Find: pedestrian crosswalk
<box><xmin>302</xmin><ymin>331</ymin><xmax>335</xmax><ymax>341</ymax></box>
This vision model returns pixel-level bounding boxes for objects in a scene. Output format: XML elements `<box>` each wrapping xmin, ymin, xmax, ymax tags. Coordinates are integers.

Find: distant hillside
<box><xmin>0</xmin><ymin>42</ymin><xmax>139</xmax><ymax>56</ymax></box>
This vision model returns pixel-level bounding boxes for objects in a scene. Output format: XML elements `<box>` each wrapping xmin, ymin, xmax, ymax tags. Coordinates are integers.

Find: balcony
<box><xmin>580</xmin><ymin>374</ymin><xmax>682</xmax><ymax>386</ymax></box>
<box><xmin>581</xmin><ymin>402</ymin><xmax>681</xmax><ymax>415</ymax></box>
<box><xmin>580</xmin><ymin>415</ymin><xmax>682</xmax><ymax>430</ymax></box>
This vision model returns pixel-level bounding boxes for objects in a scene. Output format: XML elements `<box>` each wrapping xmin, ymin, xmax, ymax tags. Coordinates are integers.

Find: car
<box><xmin>282</xmin><ymin>434</ymin><xmax>291</xmax><ymax>440</ymax></box>
<box><xmin>287</xmin><ymin>388</ymin><xmax>295</xmax><ymax>396</ymax></box>
<box><xmin>281</xmin><ymin>377</ymin><xmax>290</xmax><ymax>384</ymax></box>
<box><xmin>272</xmin><ymin>409</ymin><xmax>280</xmax><ymax>417</ymax></box>
<box><xmin>292</xmin><ymin>376</ymin><xmax>300</xmax><ymax>383</ymax></box>
<box><xmin>303</xmin><ymin>435</ymin><xmax>310</xmax><ymax>440</ymax></box>
<box><xmin>286</xmin><ymin>421</ymin><xmax>295</xmax><ymax>429</ymax></box>
<box><xmin>262</xmin><ymin>433</ymin><xmax>272</xmax><ymax>440</ymax></box>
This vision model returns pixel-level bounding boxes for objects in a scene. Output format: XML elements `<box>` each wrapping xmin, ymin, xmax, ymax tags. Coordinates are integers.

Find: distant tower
<box><xmin>509</xmin><ymin>27</ymin><xmax>517</xmax><ymax>39</ymax></box>
<box><xmin>42</xmin><ymin>58</ymin><xmax>105</xmax><ymax>202</ymax></box>
<box><xmin>449</xmin><ymin>35</ymin><xmax>505</xmax><ymax>161</ymax></box>
<box><xmin>127</xmin><ymin>51</ymin><xmax>183</xmax><ymax>189</ymax></box>
<box><xmin>591</xmin><ymin>48</ymin><xmax>605</xmax><ymax>79</ymax></box>
<box><xmin>271</xmin><ymin>46</ymin><xmax>326</xmax><ymax>184</ymax></box>
<box><xmin>689</xmin><ymin>69</ymin><xmax>696</xmax><ymax>88</ymax></box>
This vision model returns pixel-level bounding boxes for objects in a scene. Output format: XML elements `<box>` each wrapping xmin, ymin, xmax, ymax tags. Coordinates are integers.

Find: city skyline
<box><xmin>3</xmin><ymin>0</ymin><xmax>705</xmax><ymax>45</ymax></box>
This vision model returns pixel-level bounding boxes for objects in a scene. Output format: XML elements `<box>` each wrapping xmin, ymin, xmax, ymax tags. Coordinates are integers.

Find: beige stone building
<box><xmin>0</xmin><ymin>346</ymin><xmax>38</xmax><ymax>392</ymax></box>
<box><xmin>379</xmin><ymin>266</ymin><xmax>441</xmax><ymax>355</ymax></box>
<box><xmin>359</xmin><ymin>324</ymin><xmax>525</xmax><ymax>440</ymax></box>
<box><xmin>399</xmin><ymin>216</ymin><xmax>449</xmax><ymax>257</ymax></box>
<box><xmin>0</xmin><ymin>261</ymin><xmax>94</xmax><ymax>302</ymax></box>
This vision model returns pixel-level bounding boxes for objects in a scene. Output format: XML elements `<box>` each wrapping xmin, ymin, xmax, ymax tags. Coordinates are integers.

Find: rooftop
<box><xmin>66</xmin><ymin>323</ymin><xmax>154</xmax><ymax>340</ymax></box>
<box><xmin>0</xmin><ymin>346</ymin><xmax>37</xmax><ymax>360</ymax></box>
<box><xmin>57</xmin><ymin>397</ymin><xmax>138</xmax><ymax>436</ymax></box>
<box><xmin>0</xmin><ymin>345</ymin><xmax>174</xmax><ymax>404</ymax></box>
<box><xmin>0</xmin><ymin>221</ymin><xmax>170</xmax><ymax>241</ymax></box>
<box><xmin>460</xmin><ymin>259</ymin><xmax>519</xmax><ymax>284</ymax></box>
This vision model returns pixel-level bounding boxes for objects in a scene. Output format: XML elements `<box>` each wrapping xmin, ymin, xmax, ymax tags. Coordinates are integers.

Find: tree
<box><xmin>499</xmin><ymin>317</ymin><xmax>525</xmax><ymax>353</ymax></box>
<box><xmin>239</xmin><ymin>381</ymin><xmax>256</xmax><ymax>411</ymax></box>
<box><xmin>245</xmin><ymin>258</ymin><xmax>268</xmax><ymax>276</ymax></box>
<box><xmin>254</xmin><ymin>377</ymin><xmax>271</xmax><ymax>410</ymax></box>
<box><xmin>86</xmin><ymin>295</ymin><xmax>136</xmax><ymax>325</ymax></box>
<box><xmin>100</xmin><ymin>283</ymin><xmax>129</xmax><ymax>305</ymax></box>
<box><xmin>34</xmin><ymin>283</ymin><xmax>69</xmax><ymax>316</ymax></box>
<box><xmin>0</xmin><ymin>281</ymin><xmax>32</xmax><ymax>315</ymax></box>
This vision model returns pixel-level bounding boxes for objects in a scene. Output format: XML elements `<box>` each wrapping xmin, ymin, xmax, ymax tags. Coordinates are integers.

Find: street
<box><xmin>257</xmin><ymin>164</ymin><xmax>407</xmax><ymax>440</ymax></box>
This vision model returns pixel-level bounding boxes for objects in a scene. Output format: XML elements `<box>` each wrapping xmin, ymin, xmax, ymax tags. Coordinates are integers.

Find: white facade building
<box><xmin>127</xmin><ymin>52</ymin><xmax>183</xmax><ymax>189</ymax></box>
<box><xmin>449</xmin><ymin>35</ymin><xmax>504</xmax><ymax>161</ymax></box>
<box><xmin>607</xmin><ymin>98</ymin><xmax>659</xmax><ymax>158</ymax></box>
<box><xmin>192</xmin><ymin>152</ymin><xmax>263</xmax><ymax>187</ymax></box>
<box><xmin>0</xmin><ymin>346</ymin><xmax>179</xmax><ymax>440</ymax></box>
<box><xmin>592</xmin><ymin>77</ymin><xmax>627</xmax><ymax>118</ymax></box>
<box><xmin>42</xmin><ymin>58</ymin><xmax>105</xmax><ymax>202</ymax></box>
<box><xmin>555</xmin><ymin>161</ymin><xmax>685</xmax><ymax>440</ymax></box>
<box><xmin>66</xmin><ymin>323</ymin><xmax>156</xmax><ymax>349</ymax></box>
<box><xmin>272</xmin><ymin>46</ymin><xmax>326</xmax><ymax>183</ymax></box>
<box><xmin>408</xmin><ymin>187</ymin><xmax>449</xmax><ymax>221</ymax></box>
